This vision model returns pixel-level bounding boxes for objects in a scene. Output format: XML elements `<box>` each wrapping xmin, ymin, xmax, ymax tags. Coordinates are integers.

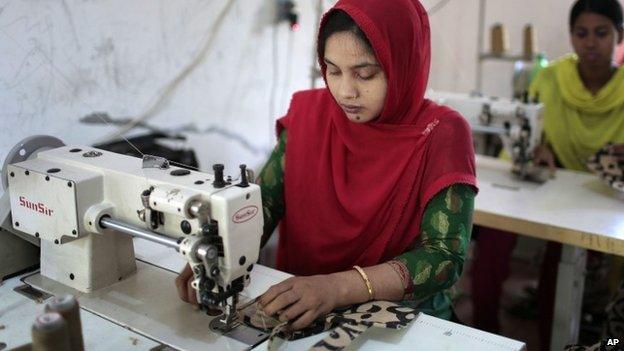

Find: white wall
<box><xmin>427</xmin><ymin>0</ymin><xmax>576</xmax><ymax>97</ymax></box>
<box><xmin>0</xmin><ymin>0</ymin><xmax>327</xmax><ymax>175</ymax></box>
<box><xmin>0</xmin><ymin>0</ymin><xmax>576</xmax><ymax>175</ymax></box>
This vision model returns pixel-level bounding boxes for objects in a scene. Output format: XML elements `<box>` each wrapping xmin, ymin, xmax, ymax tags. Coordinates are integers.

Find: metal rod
<box><xmin>471</xmin><ymin>124</ymin><xmax>507</xmax><ymax>135</ymax></box>
<box><xmin>476</xmin><ymin>0</ymin><xmax>486</xmax><ymax>92</ymax></box>
<box><xmin>99</xmin><ymin>217</ymin><xmax>180</xmax><ymax>249</ymax></box>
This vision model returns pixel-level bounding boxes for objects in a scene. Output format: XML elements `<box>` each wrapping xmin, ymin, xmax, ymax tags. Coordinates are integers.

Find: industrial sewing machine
<box><xmin>0</xmin><ymin>135</ymin><xmax>267</xmax><ymax>348</ymax></box>
<box><xmin>0</xmin><ymin>136</ymin><xmax>532</xmax><ymax>351</ymax></box>
<box><xmin>427</xmin><ymin>91</ymin><xmax>549</xmax><ymax>183</ymax></box>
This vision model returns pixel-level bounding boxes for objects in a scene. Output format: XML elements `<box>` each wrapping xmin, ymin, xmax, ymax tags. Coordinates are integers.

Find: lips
<box><xmin>340</xmin><ymin>104</ymin><xmax>363</xmax><ymax>114</ymax></box>
<box><xmin>583</xmin><ymin>52</ymin><xmax>600</xmax><ymax>61</ymax></box>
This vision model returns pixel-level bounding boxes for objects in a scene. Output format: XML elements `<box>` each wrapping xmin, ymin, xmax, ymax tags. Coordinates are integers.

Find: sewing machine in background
<box><xmin>0</xmin><ymin>135</ymin><xmax>267</xmax><ymax>348</ymax></box>
<box><xmin>427</xmin><ymin>91</ymin><xmax>549</xmax><ymax>183</ymax></box>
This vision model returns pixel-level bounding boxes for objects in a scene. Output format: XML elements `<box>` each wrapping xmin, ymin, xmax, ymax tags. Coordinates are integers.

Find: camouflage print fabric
<box><xmin>238</xmin><ymin>299</ymin><xmax>417</xmax><ymax>351</ymax></box>
<box><xmin>258</xmin><ymin>130</ymin><xmax>475</xmax><ymax>320</ymax></box>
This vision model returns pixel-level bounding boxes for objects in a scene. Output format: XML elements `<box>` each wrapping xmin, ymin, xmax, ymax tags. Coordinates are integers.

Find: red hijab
<box><xmin>276</xmin><ymin>0</ymin><xmax>477</xmax><ymax>276</ymax></box>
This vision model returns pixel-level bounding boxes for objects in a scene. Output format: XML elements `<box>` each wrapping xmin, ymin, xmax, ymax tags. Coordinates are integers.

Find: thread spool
<box><xmin>490</xmin><ymin>23</ymin><xmax>509</xmax><ymax>56</ymax></box>
<box><xmin>523</xmin><ymin>24</ymin><xmax>536</xmax><ymax>60</ymax></box>
<box><xmin>31</xmin><ymin>312</ymin><xmax>71</xmax><ymax>351</ymax></box>
<box><xmin>45</xmin><ymin>295</ymin><xmax>84</xmax><ymax>351</ymax></box>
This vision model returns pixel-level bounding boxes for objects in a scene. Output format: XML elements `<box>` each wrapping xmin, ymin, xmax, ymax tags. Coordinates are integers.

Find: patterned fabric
<box><xmin>238</xmin><ymin>299</ymin><xmax>417</xmax><ymax>351</ymax></box>
<box><xmin>258</xmin><ymin>130</ymin><xmax>287</xmax><ymax>248</ymax></box>
<box><xmin>587</xmin><ymin>143</ymin><xmax>624</xmax><ymax>193</ymax></box>
<box><xmin>258</xmin><ymin>130</ymin><xmax>475</xmax><ymax>319</ymax></box>
<box><xmin>395</xmin><ymin>183</ymin><xmax>475</xmax><ymax>319</ymax></box>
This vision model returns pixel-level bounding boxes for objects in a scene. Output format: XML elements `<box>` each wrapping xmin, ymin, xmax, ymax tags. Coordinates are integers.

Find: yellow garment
<box><xmin>529</xmin><ymin>54</ymin><xmax>624</xmax><ymax>171</ymax></box>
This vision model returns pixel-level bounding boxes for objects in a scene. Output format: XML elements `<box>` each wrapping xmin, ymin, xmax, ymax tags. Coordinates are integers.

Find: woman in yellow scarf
<box><xmin>531</xmin><ymin>46</ymin><xmax>624</xmax><ymax>172</ymax></box>
<box><xmin>473</xmin><ymin>1</ymin><xmax>624</xmax><ymax>349</ymax></box>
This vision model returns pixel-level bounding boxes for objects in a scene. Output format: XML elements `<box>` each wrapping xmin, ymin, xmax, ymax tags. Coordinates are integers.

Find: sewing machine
<box><xmin>427</xmin><ymin>91</ymin><xmax>549</xmax><ymax>183</ymax></box>
<box><xmin>0</xmin><ymin>135</ymin><xmax>267</xmax><ymax>348</ymax></box>
<box><xmin>0</xmin><ymin>136</ymin><xmax>531</xmax><ymax>351</ymax></box>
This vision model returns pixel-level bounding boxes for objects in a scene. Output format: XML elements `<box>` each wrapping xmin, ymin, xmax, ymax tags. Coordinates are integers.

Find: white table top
<box><xmin>134</xmin><ymin>239</ymin><xmax>525</xmax><ymax>351</ymax></box>
<box><xmin>0</xmin><ymin>272</ymin><xmax>161</xmax><ymax>351</ymax></box>
<box><xmin>475</xmin><ymin>155</ymin><xmax>624</xmax><ymax>255</ymax></box>
<box><xmin>0</xmin><ymin>239</ymin><xmax>526</xmax><ymax>351</ymax></box>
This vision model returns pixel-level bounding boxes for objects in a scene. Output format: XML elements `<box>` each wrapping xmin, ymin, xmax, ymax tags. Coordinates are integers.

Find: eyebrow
<box><xmin>574</xmin><ymin>24</ymin><xmax>611</xmax><ymax>30</ymax></box>
<box><xmin>324</xmin><ymin>58</ymin><xmax>380</xmax><ymax>69</ymax></box>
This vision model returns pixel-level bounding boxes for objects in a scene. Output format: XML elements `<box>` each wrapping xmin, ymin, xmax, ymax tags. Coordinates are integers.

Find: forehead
<box><xmin>324</xmin><ymin>32</ymin><xmax>377</xmax><ymax>65</ymax></box>
<box><xmin>573</xmin><ymin>12</ymin><xmax>614</xmax><ymax>28</ymax></box>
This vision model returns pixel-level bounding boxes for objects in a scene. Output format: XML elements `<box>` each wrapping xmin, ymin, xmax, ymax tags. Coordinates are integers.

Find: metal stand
<box><xmin>551</xmin><ymin>244</ymin><xmax>586</xmax><ymax>351</ymax></box>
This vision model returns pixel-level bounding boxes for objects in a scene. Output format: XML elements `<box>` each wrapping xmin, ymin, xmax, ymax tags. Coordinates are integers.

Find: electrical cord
<box><xmin>95</xmin><ymin>0</ymin><xmax>237</xmax><ymax>144</ymax></box>
<box><xmin>268</xmin><ymin>21</ymin><xmax>281</xmax><ymax>148</ymax></box>
<box><xmin>279</xmin><ymin>29</ymin><xmax>295</xmax><ymax>118</ymax></box>
<box><xmin>427</xmin><ymin>0</ymin><xmax>452</xmax><ymax>15</ymax></box>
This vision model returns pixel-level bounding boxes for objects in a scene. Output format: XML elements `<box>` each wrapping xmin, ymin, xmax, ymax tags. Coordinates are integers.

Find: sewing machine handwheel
<box><xmin>2</xmin><ymin>135</ymin><xmax>65</xmax><ymax>190</ymax></box>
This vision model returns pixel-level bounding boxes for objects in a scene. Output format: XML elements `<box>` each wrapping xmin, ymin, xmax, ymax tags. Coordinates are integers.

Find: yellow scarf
<box><xmin>529</xmin><ymin>55</ymin><xmax>624</xmax><ymax>171</ymax></box>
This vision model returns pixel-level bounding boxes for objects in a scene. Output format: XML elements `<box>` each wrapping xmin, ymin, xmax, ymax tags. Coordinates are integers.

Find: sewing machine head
<box><xmin>427</xmin><ymin>91</ymin><xmax>549</xmax><ymax>183</ymax></box>
<box><xmin>2</xmin><ymin>136</ymin><xmax>263</xmax><ymax>328</ymax></box>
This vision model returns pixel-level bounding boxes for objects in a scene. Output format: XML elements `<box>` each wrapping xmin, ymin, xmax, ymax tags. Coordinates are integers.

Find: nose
<box><xmin>337</xmin><ymin>76</ymin><xmax>359</xmax><ymax>100</ymax></box>
<box><xmin>585</xmin><ymin>34</ymin><xmax>597</xmax><ymax>49</ymax></box>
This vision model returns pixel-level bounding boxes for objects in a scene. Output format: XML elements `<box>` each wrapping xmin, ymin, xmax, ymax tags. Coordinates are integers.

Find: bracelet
<box><xmin>353</xmin><ymin>265</ymin><xmax>375</xmax><ymax>301</ymax></box>
<box><xmin>386</xmin><ymin>260</ymin><xmax>414</xmax><ymax>296</ymax></box>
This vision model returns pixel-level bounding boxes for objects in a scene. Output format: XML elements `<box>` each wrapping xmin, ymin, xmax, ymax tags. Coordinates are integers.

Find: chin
<box><xmin>580</xmin><ymin>56</ymin><xmax>609</xmax><ymax>67</ymax></box>
<box><xmin>347</xmin><ymin>115</ymin><xmax>372</xmax><ymax>123</ymax></box>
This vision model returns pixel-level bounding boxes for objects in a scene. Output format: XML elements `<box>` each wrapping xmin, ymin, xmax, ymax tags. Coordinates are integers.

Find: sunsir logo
<box><xmin>232</xmin><ymin>205</ymin><xmax>258</xmax><ymax>223</ymax></box>
<box><xmin>19</xmin><ymin>196</ymin><xmax>54</xmax><ymax>216</ymax></box>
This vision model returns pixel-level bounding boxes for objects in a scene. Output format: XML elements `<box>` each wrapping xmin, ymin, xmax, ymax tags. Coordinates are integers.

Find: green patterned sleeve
<box><xmin>257</xmin><ymin>131</ymin><xmax>287</xmax><ymax>248</ymax></box>
<box><xmin>393</xmin><ymin>184</ymin><xmax>475</xmax><ymax>318</ymax></box>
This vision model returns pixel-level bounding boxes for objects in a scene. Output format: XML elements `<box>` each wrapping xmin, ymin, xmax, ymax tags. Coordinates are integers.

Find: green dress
<box><xmin>258</xmin><ymin>131</ymin><xmax>475</xmax><ymax>319</ymax></box>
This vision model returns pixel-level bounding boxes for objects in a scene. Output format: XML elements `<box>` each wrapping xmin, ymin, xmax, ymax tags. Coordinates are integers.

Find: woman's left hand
<box><xmin>258</xmin><ymin>274</ymin><xmax>342</xmax><ymax>330</ymax></box>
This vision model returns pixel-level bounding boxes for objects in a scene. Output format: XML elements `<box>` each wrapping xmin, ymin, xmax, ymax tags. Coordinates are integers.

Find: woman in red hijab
<box><xmin>178</xmin><ymin>0</ymin><xmax>478</xmax><ymax>330</ymax></box>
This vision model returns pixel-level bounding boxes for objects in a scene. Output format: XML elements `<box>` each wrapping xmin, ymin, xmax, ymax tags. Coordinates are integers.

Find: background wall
<box><xmin>428</xmin><ymin>0</ymin><xmax>576</xmax><ymax>96</ymax></box>
<box><xmin>0</xmin><ymin>0</ymin><xmax>578</xmax><ymax>176</ymax></box>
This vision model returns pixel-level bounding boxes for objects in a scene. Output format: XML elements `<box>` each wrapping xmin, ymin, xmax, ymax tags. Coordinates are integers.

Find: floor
<box><xmin>454</xmin><ymin>240</ymin><xmax>617</xmax><ymax>351</ymax></box>
<box><xmin>454</xmin><ymin>242</ymin><xmax>541</xmax><ymax>350</ymax></box>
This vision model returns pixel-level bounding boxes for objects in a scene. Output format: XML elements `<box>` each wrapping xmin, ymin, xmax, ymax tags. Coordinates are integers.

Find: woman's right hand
<box><xmin>611</xmin><ymin>144</ymin><xmax>624</xmax><ymax>162</ymax></box>
<box><xmin>175</xmin><ymin>264</ymin><xmax>199</xmax><ymax>305</ymax></box>
<box><xmin>533</xmin><ymin>143</ymin><xmax>556</xmax><ymax>175</ymax></box>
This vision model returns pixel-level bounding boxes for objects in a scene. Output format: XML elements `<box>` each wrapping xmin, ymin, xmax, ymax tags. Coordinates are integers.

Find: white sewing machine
<box><xmin>427</xmin><ymin>91</ymin><xmax>549</xmax><ymax>183</ymax></box>
<box><xmin>0</xmin><ymin>136</ymin><xmax>530</xmax><ymax>351</ymax></box>
<box><xmin>0</xmin><ymin>135</ymin><xmax>268</xmax><ymax>348</ymax></box>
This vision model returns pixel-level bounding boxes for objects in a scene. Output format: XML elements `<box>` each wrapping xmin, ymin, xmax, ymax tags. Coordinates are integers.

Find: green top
<box><xmin>258</xmin><ymin>131</ymin><xmax>475</xmax><ymax>319</ymax></box>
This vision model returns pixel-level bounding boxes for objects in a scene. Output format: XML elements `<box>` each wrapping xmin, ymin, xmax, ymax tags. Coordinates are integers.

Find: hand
<box><xmin>175</xmin><ymin>264</ymin><xmax>199</xmax><ymax>305</ymax></box>
<box><xmin>610</xmin><ymin>143</ymin><xmax>624</xmax><ymax>162</ymax></box>
<box><xmin>258</xmin><ymin>274</ymin><xmax>341</xmax><ymax>330</ymax></box>
<box><xmin>533</xmin><ymin>143</ymin><xmax>556</xmax><ymax>175</ymax></box>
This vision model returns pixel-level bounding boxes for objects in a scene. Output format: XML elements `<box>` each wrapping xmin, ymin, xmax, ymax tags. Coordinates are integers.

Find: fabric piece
<box><xmin>258</xmin><ymin>130</ymin><xmax>287</xmax><ymax>247</ymax></box>
<box><xmin>257</xmin><ymin>135</ymin><xmax>476</xmax><ymax>318</ymax></box>
<box><xmin>275</xmin><ymin>0</ymin><xmax>477</xmax><ymax>277</ymax></box>
<box><xmin>238</xmin><ymin>300</ymin><xmax>417</xmax><ymax>351</ymax></box>
<box><xmin>396</xmin><ymin>185</ymin><xmax>474</xmax><ymax>304</ymax></box>
<box><xmin>586</xmin><ymin>144</ymin><xmax>624</xmax><ymax>192</ymax></box>
<box><xmin>529</xmin><ymin>54</ymin><xmax>624</xmax><ymax>171</ymax></box>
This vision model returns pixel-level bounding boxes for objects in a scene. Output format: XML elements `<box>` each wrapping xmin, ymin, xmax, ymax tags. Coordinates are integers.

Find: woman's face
<box><xmin>571</xmin><ymin>12</ymin><xmax>624</xmax><ymax>68</ymax></box>
<box><xmin>324</xmin><ymin>31</ymin><xmax>387</xmax><ymax>124</ymax></box>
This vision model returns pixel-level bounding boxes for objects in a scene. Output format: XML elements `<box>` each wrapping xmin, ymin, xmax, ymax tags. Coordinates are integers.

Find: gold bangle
<box><xmin>353</xmin><ymin>265</ymin><xmax>375</xmax><ymax>301</ymax></box>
